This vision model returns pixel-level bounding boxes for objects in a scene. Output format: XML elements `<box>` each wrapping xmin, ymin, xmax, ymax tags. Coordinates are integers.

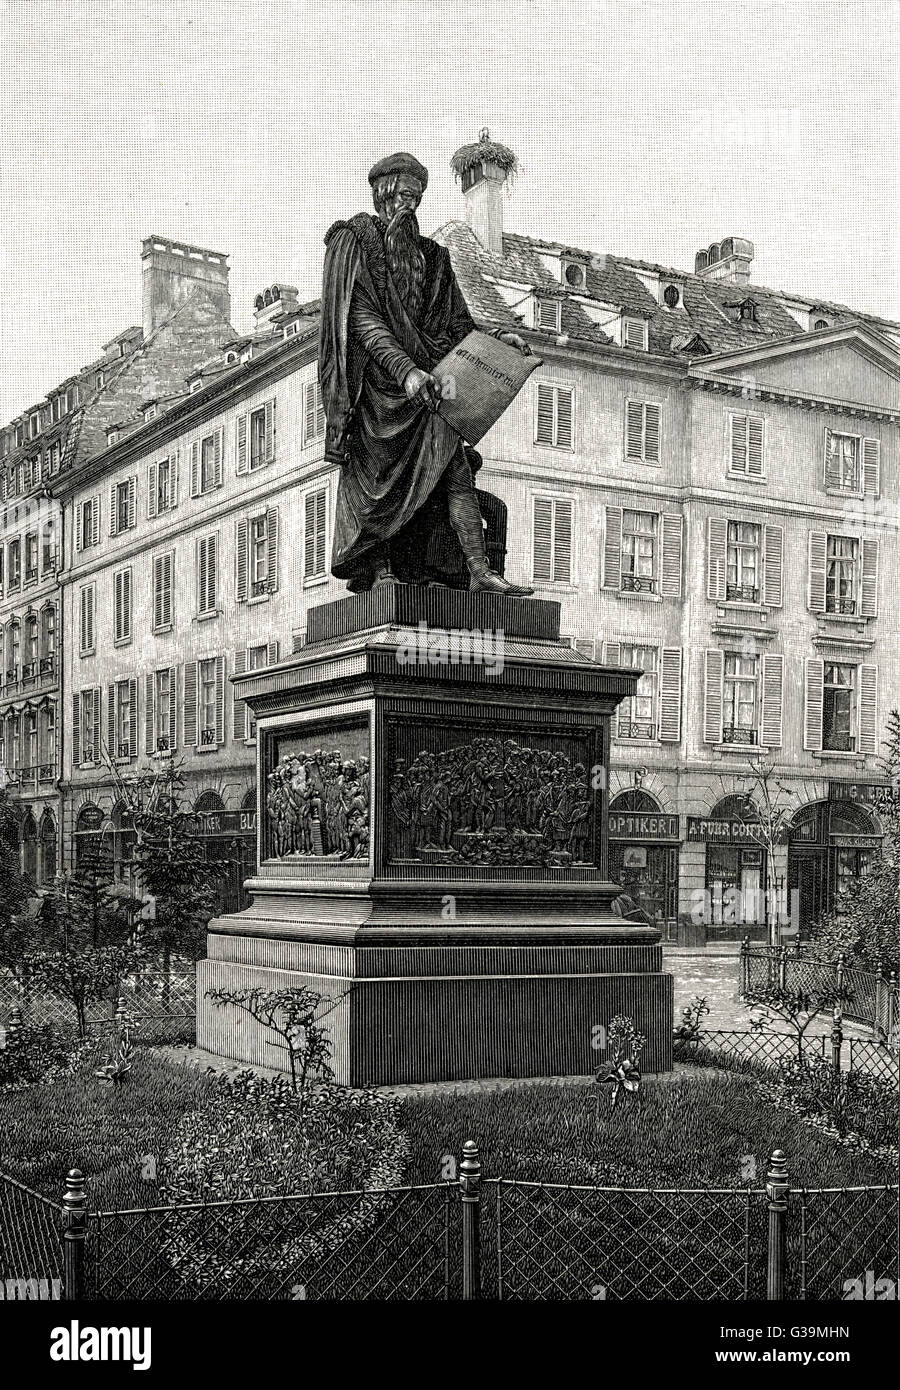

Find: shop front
<box><xmin>189</xmin><ymin>792</ymin><xmax>257</xmax><ymax>914</ymax></box>
<box><xmin>787</xmin><ymin>786</ymin><xmax>885</xmax><ymax>937</ymax></box>
<box><xmin>608</xmin><ymin>789</ymin><xmax>680</xmax><ymax>938</ymax></box>
<box><xmin>687</xmin><ymin>795</ymin><xmax>768</xmax><ymax>941</ymax></box>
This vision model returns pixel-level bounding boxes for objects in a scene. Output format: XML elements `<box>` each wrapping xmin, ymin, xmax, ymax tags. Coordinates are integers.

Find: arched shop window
<box><xmin>194</xmin><ymin>790</ymin><xmax>225</xmax><ymax>815</ymax></box>
<box><xmin>830</xmin><ymin>802</ymin><xmax>880</xmax><ymax>902</ymax></box>
<box><xmin>39</xmin><ymin>811</ymin><xmax>57</xmax><ymax>883</ymax></box>
<box><xmin>703</xmin><ymin>794</ymin><xmax>766</xmax><ymax>927</ymax></box>
<box><xmin>21</xmin><ymin>811</ymin><xmax>38</xmax><ymax>882</ymax></box>
<box><xmin>241</xmin><ymin>787</ymin><xmax>257</xmax><ymax>812</ymax></box>
<box><xmin>608</xmin><ymin>788</ymin><xmax>680</xmax><ymax>933</ymax></box>
<box><xmin>111</xmin><ymin>800</ymin><xmax>137</xmax><ymax>885</ymax></box>
<box><xmin>74</xmin><ymin>803</ymin><xmax>105</xmax><ymax>868</ymax></box>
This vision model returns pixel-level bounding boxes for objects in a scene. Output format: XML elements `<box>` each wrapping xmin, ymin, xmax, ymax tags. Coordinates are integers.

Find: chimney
<box><xmin>695</xmin><ymin>236</ymin><xmax>754</xmax><ymax>285</ymax></box>
<box><xmin>451</xmin><ymin>129</ymin><xmax>518</xmax><ymax>257</ymax></box>
<box><xmin>141</xmin><ymin>236</ymin><xmax>231</xmax><ymax>337</ymax></box>
<box><xmin>252</xmin><ymin>284</ymin><xmax>300</xmax><ymax>333</ymax></box>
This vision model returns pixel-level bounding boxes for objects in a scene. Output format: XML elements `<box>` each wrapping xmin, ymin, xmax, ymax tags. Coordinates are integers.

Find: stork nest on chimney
<box><xmin>450</xmin><ymin>129</ymin><xmax>519</xmax><ymax>182</ymax></box>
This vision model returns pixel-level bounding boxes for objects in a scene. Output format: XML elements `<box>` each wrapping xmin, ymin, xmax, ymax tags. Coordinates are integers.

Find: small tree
<box><xmin>0</xmin><ymin>786</ymin><xmax>35</xmax><ymax>991</ymax></box>
<box><xmin>205</xmin><ymin>986</ymin><xmax>338</xmax><ymax>1096</ymax></box>
<box><xmin>25</xmin><ymin>943</ymin><xmax>136</xmax><ymax>1037</ymax></box>
<box><xmin>740</xmin><ymin>756</ymin><xmax>800</xmax><ymax>948</ymax></box>
<box><xmin>745</xmin><ymin>982</ymin><xmax>852</xmax><ymax>1064</ymax></box>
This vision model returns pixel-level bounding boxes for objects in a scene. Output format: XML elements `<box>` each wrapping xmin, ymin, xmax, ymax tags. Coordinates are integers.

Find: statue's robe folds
<box><xmin>319</xmin><ymin>212</ymin><xmax>479</xmax><ymax>590</ymax></box>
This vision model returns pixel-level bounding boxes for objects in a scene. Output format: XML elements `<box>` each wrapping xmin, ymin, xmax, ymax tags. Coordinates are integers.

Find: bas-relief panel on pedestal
<box><xmin>388</xmin><ymin>724</ymin><xmax>599</xmax><ymax>869</ymax></box>
<box><xmin>264</xmin><ymin>721</ymin><xmax>370</xmax><ymax>861</ymax></box>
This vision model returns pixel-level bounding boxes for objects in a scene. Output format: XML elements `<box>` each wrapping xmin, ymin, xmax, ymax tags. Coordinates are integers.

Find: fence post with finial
<box><xmin>460</xmin><ymin>1139</ymin><xmax>482</xmax><ymax>1301</ymax></box>
<box><xmin>766</xmin><ymin>1149</ymin><xmax>789</xmax><ymax>1301</ymax></box>
<box><xmin>830</xmin><ymin>1011</ymin><xmax>843</xmax><ymax>1077</ymax></box>
<box><xmin>62</xmin><ymin>1168</ymin><xmax>88</xmax><ymax>1301</ymax></box>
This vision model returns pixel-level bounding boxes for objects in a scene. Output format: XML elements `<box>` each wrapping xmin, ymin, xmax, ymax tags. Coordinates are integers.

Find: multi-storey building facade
<box><xmin>1</xmin><ymin>235</ymin><xmax>234</xmax><ymax>884</ymax></box>
<box><xmin>14</xmin><ymin>144</ymin><xmax>900</xmax><ymax>939</ymax></box>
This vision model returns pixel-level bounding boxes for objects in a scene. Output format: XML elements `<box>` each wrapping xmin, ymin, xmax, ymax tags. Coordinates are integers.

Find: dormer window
<box><xmin>536</xmin><ymin>298</ymin><xmax>561</xmax><ymax>332</ymax></box>
<box><xmin>813</xmin><ymin>316</ymin><xmax>831</xmax><ymax>331</ymax></box>
<box><xmin>29</xmin><ymin>412</ymin><xmax>41</xmax><ymax>439</ymax></box>
<box><xmin>144</xmin><ymin>403</ymin><xmax>158</xmax><ymax>423</ymax></box>
<box><xmin>622</xmin><ymin>317</ymin><xmax>649</xmax><ymax>350</ymax></box>
<box><xmin>240</xmin><ymin>347</ymin><xmax>253</xmax><ymax>364</ymax></box>
<box><xmin>662</xmin><ymin>284</ymin><xmax>681</xmax><ymax>309</ymax></box>
<box><xmin>189</xmin><ymin>377</ymin><xmax>203</xmax><ymax>393</ymax></box>
<box><xmin>283</xmin><ymin>320</ymin><xmax>300</xmax><ymax>339</ymax></box>
<box><xmin>96</xmin><ymin>372</ymin><xmax>105</xmax><ymax>390</ymax></box>
<box><xmin>562</xmin><ymin>261</ymin><xmax>586</xmax><ymax>290</ymax></box>
<box><xmin>739</xmin><ymin>299</ymin><xmax>759</xmax><ymax>323</ymax></box>
<box><xmin>225</xmin><ymin>350</ymin><xmax>239</xmax><ymax>365</ymax></box>
<box><xmin>107</xmin><ymin>427</ymin><xmax>120</xmax><ymax>447</ymax></box>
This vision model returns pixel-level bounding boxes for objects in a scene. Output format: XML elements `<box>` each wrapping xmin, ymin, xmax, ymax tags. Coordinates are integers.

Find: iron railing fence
<box><xmin>674</xmin><ymin>1028</ymin><xmax>828</xmax><ymax>1073</ymax></box>
<box><xmin>0</xmin><ymin>965</ymin><xmax>197</xmax><ymax>1043</ymax></box>
<box><xmin>0</xmin><ymin>1169</ymin><xmax>63</xmax><ymax>1295</ymax></box>
<box><xmin>740</xmin><ymin>942</ymin><xmax>899</xmax><ymax>1039</ymax></box>
<box><xmin>5</xmin><ymin>1151</ymin><xmax>895</xmax><ymax>1302</ymax></box>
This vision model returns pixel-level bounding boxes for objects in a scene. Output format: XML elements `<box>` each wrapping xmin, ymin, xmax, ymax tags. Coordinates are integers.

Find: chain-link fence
<box><xmin>0</xmin><ymin>1169</ymin><xmax>63</xmax><ymax>1296</ymax></box>
<box><xmin>740</xmin><ymin>943</ymin><xmax>898</xmax><ymax>1038</ymax></box>
<box><xmin>674</xmin><ymin>1028</ymin><xmax>828</xmax><ymax>1073</ymax></box>
<box><xmin>0</xmin><ymin>965</ymin><xmax>196</xmax><ymax>1044</ymax></box>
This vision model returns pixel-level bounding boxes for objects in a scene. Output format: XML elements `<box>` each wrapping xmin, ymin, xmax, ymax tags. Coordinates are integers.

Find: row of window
<box><xmin>534</xmin><ymin>386</ymin><xmax>883</xmax><ymax>497</ymax></box>
<box><xmin>77</xmin><ymin>491</ymin><xmax>327</xmax><ymax>655</ymax></box>
<box><xmin>0</xmin><ymin>523</ymin><xmax>59</xmax><ymax>596</ymax></box>
<box><xmin>0</xmin><ymin>440</ymin><xmax>64</xmax><ymax>499</ymax></box>
<box><xmin>0</xmin><ymin>701</ymin><xmax>57</xmax><ymax>778</ymax></box>
<box><xmin>73</xmin><ymin>647</ymin><xmax>278</xmax><ymax>766</ymax></box>
<box><xmin>590</xmin><ymin>639</ymin><xmax>878</xmax><ymax>754</ymax></box>
<box><xmin>0</xmin><ymin>605</ymin><xmax>58</xmax><ymax>688</ymax></box>
<box><xmin>535</xmin><ymin>498</ymin><xmax>880</xmax><ymax>614</ymax></box>
<box><xmin>74</xmin><ymin>384</ymin><xmax>326</xmax><ymax>548</ymax></box>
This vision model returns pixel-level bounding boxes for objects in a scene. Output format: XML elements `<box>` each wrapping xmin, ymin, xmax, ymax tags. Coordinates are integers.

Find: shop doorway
<box><xmin>608</xmin><ymin>789</ymin><xmax>680</xmax><ymax>936</ymax></box>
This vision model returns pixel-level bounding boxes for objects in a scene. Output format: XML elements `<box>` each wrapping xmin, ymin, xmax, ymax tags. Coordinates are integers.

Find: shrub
<box><xmin>0</xmin><ymin>1015</ymin><xmax>91</xmax><ymax>1088</ymax></box>
<box><xmin>757</xmin><ymin>1056</ymin><xmax>899</xmax><ymax>1155</ymax></box>
<box><xmin>156</xmin><ymin>1071</ymin><xmax>410</xmax><ymax>1291</ymax></box>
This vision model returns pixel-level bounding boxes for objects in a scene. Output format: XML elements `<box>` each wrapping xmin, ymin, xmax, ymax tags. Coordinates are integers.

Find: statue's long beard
<box><xmin>385</xmin><ymin>208</ymin><xmax>426</xmax><ymax>318</ymax></box>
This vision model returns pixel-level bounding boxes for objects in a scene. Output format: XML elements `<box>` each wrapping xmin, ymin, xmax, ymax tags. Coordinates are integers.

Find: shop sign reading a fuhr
<box><xmin>686</xmin><ymin>816</ymin><xmax>765</xmax><ymax>845</ymax></box>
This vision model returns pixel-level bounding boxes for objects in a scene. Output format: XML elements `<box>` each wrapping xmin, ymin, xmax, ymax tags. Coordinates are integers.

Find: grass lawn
<box><xmin>398</xmin><ymin>1070</ymin><xmax>897</xmax><ymax>1189</ymax></box>
<box><xmin>0</xmin><ymin>1050</ymin><xmax>217</xmax><ymax>1210</ymax></box>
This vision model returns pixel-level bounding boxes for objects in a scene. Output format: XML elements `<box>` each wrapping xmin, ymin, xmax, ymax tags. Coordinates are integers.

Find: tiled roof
<box><xmin>433</xmin><ymin>221</ymin><xmax>900</xmax><ymax>358</ymax></box>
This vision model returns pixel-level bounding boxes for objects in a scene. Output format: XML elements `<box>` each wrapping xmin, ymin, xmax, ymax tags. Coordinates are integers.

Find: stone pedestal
<box><xmin>197</xmin><ymin>587</ymin><xmax>673</xmax><ymax>1083</ymax></box>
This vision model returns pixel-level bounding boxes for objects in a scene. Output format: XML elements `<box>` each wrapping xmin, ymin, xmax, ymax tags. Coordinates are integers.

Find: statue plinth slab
<box><xmin>196</xmin><ymin>587</ymin><xmax>674</xmax><ymax>1083</ymax></box>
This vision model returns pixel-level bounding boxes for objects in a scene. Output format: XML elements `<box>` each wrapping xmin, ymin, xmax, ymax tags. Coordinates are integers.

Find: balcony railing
<box><xmin>38</xmin><ymin>763</ymin><xmax>55</xmax><ymax>782</ymax></box>
<box><xmin>722</xmin><ymin>726</ymin><xmax>758</xmax><ymax>745</ymax></box>
<box><xmin>620</xmin><ymin>573</ymin><xmax>656</xmax><ymax>594</ymax></box>
<box><xmin>21</xmin><ymin>661</ymin><xmax>37</xmax><ymax>680</ymax></box>
<box><xmin>617</xmin><ymin>718</ymin><xmax>655</xmax><ymax>740</ymax></box>
<box><xmin>825</xmin><ymin>597</ymin><xmax>857</xmax><ymax>616</ymax></box>
<box><xmin>39</xmin><ymin>655</ymin><xmax>56</xmax><ymax>678</ymax></box>
<box><xmin>726</xmin><ymin>583</ymin><xmax>760</xmax><ymax>603</ymax></box>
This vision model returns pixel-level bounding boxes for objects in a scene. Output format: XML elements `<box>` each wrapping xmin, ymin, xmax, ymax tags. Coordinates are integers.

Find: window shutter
<box><xmin>862</xmin><ymin>439</ymin><xmax>881</xmax><ymax>498</ymax></box>
<box><xmin>123</xmin><ymin>569</ymin><xmax>132</xmax><ymax>639</ymax></box>
<box><xmin>190</xmin><ymin>441</ymin><xmax>201</xmax><ymax>497</ymax></box>
<box><xmin>533</xmin><ymin>497</ymin><xmax>553</xmax><ymax>582</ymax></box>
<box><xmin>625</xmin><ymin>401</ymin><xmax>644</xmax><ymax>459</ymax></box>
<box><xmin>107</xmin><ymin>683</ymin><xmax>116</xmax><ymax>759</ymax></box>
<box><xmin>183</xmin><ymin>661</ymin><xmax>197</xmax><ymax>747</ymax></box>
<box><xmin>660</xmin><ymin>513</ymin><xmax>683</xmax><ymax>598</ymax></box>
<box><xmin>144</xmin><ymin>674</ymin><xmax>155</xmax><ymax>755</ymax></box>
<box><xmin>128</xmin><ymin>677</ymin><xmax>137</xmax><ymax>757</ymax></box>
<box><xmin>747</xmin><ymin>416</ymin><xmax>764</xmax><ymax>475</ymax></box>
<box><xmin>75</xmin><ymin>505</ymin><xmax>83</xmax><ymax>553</ymax></box>
<box><xmin>304</xmin><ymin>382</ymin><xmax>316</xmax><ymax>444</ymax></box>
<box><xmin>268</xmin><ymin>639</ymin><xmax>279</xmax><ymax>665</ymax></box>
<box><xmin>553</xmin><ymin>500</ymin><xmax>573</xmax><ymax>583</ymax></box>
<box><xmin>109</xmin><ymin>484</ymin><xmax>118</xmax><ymax>537</ymax></box>
<box><xmin>168</xmin><ymin>667</ymin><xmax>177</xmax><ymax>750</ymax></box>
<box><xmin>148</xmin><ymin>463</ymin><xmax>158</xmax><ymax>519</ymax></box>
<box><xmin>91</xmin><ymin>687</ymin><xmax>100</xmax><ymax>759</ymax></box>
<box><xmin>170</xmin><ymin>451</ymin><xmax>179</xmax><ymax>506</ymax></box>
<box><xmin>127</xmin><ymin>477</ymin><xmax>136</xmax><ymax>529</ymax></box>
<box><xmin>706</xmin><ymin>517</ymin><xmax>727</xmax><ymax>601</ymax></box>
<box><xmin>72</xmin><ymin>692</ymin><xmax>81</xmax><ymax>766</ymax></box>
<box><xmin>265</xmin><ymin>399</ymin><xmax>276</xmax><ymax>463</ymax></box>
<box><xmin>762</xmin><ymin>524</ymin><xmax>783</xmax><ymax>608</ymax></box>
<box><xmin>153</xmin><ymin>557</ymin><xmax>163</xmax><ymax>630</ymax></box>
<box><xmin>658</xmin><ymin>647</ymin><xmax>682</xmax><ymax>742</ymax></box>
<box><xmin>315</xmin><ymin>382</ymin><xmax>326</xmax><ymax>437</ymax></box>
<box><xmin>197</xmin><ymin>539</ymin><xmax>207</xmax><ymax>614</ymax></box>
<box><xmin>315</xmin><ymin>491</ymin><xmax>327</xmax><ymax>575</ymax></box>
<box><xmin>213</xmin><ymin>430</ymin><xmax>223</xmax><ymax>487</ymax></box>
<box><xmin>823</xmin><ymin>428</ymin><xmax>839</xmax><ymax>489</ymax></box>
<box><xmin>292</xmin><ymin>631</ymin><xmax>306</xmax><ymax>654</ymax></box>
<box><xmin>236</xmin><ymin>414</ymin><xmax>248</xmax><ymax>474</ymax></box>
<box><xmin>703</xmin><ymin>649</ymin><xmax>724</xmax><ymax>744</ymax></box>
<box><xmin>574</xmin><ymin>639</ymin><xmax>594</xmax><ymax>658</ymax></box>
<box><xmin>807</xmin><ymin>531</ymin><xmax>827</xmax><ymax>613</ymax></box>
<box><xmin>730</xmin><ymin>413</ymin><xmax>747</xmax><ymax>472</ymax></box>
<box><xmin>602</xmin><ymin>641</ymin><xmax>622</xmax><ymax>666</ymax></box>
<box><xmin>535</xmin><ymin>384</ymin><xmax>555</xmax><ymax>445</ymax></box>
<box><xmin>761</xmin><ymin>653</ymin><xmax>784</xmax><ymax>748</ymax></box>
<box><xmin>91</xmin><ymin>498</ymin><xmax>100</xmax><ymax>547</ymax></box>
<box><xmin>162</xmin><ymin>553</ymin><xmax>173</xmax><ymax>627</ymax></box>
<box><xmin>860</xmin><ymin>536</ymin><xmax>879</xmax><ymax>618</ymax></box>
<box><xmin>215</xmin><ymin>654</ymin><xmax>225</xmax><ymax>744</ymax></box>
<box><xmin>602</xmin><ymin>506</ymin><xmax>623</xmax><ymax>590</ymax></box>
<box><xmin>236</xmin><ymin>518</ymin><xmax>249</xmax><ymax>601</ymax></box>
<box><xmin>643</xmin><ymin>404</ymin><xmax>660</xmax><ymax>463</ymax></box>
<box><xmin>233</xmin><ymin>648</ymin><xmax>247</xmax><ymax>741</ymax></box>
<box><xmin>803</xmin><ymin>657</ymin><xmax>824</xmax><ymax>751</ymax></box>
<box><xmin>555</xmin><ymin>389</ymin><xmax>573</xmax><ymax>449</ymax></box>
<box><xmin>266</xmin><ymin>506</ymin><xmax>279</xmax><ymax>592</ymax></box>
<box><xmin>858</xmin><ymin>664</ymin><xmax>878</xmax><ymax>755</ymax></box>
<box><xmin>207</xmin><ymin>534</ymin><xmax>218</xmax><ymax>612</ymax></box>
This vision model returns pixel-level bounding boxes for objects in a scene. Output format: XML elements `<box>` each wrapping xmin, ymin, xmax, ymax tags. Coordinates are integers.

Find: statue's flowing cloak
<box><xmin>319</xmin><ymin>212</ymin><xmax>476</xmax><ymax>586</ymax></box>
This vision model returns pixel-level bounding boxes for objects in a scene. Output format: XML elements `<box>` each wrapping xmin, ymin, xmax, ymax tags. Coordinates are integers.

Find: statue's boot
<box><xmin>449</xmin><ymin>484</ymin><xmax>534</xmax><ymax>596</ymax></box>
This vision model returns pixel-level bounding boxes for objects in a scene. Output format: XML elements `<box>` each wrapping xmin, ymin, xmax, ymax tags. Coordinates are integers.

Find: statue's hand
<box><xmin>404</xmin><ymin>367</ymin><xmax>441</xmax><ymax>410</ymax></box>
<box><xmin>496</xmin><ymin>330</ymin><xmax>532</xmax><ymax>356</ymax></box>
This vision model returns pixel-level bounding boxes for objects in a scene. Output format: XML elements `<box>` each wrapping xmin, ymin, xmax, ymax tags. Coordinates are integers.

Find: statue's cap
<box><xmin>368</xmin><ymin>152</ymin><xmax>428</xmax><ymax>189</ymax></box>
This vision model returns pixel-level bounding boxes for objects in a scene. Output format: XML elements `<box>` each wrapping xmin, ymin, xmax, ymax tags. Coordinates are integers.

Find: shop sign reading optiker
<box><xmin>608</xmin><ymin>812</ymin><xmax>680</xmax><ymax>842</ymax></box>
